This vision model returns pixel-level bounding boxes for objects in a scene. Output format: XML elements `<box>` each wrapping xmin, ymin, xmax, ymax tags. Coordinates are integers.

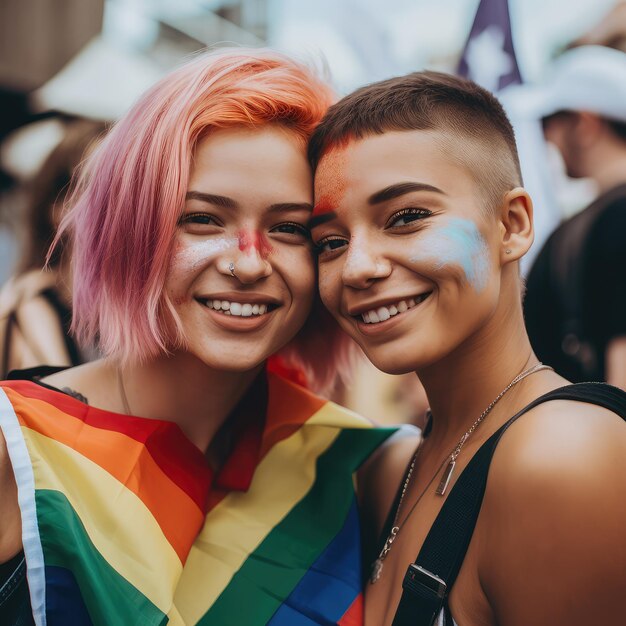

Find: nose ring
<box><xmin>228</xmin><ymin>262</ymin><xmax>237</xmax><ymax>278</ymax></box>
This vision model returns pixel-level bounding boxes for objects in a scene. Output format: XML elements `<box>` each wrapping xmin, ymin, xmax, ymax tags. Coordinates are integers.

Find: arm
<box><xmin>0</xmin><ymin>430</ymin><xmax>22</xmax><ymax>563</ymax></box>
<box><xmin>478</xmin><ymin>401</ymin><xmax>626</xmax><ymax>626</ymax></box>
<box><xmin>606</xmin><ymin>335</ymin><xmax>626</xmax><ymax>391</ymax></box>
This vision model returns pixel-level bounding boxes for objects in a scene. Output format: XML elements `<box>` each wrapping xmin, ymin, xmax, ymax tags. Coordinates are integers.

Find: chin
<box><xmin>361</xmin><ymin>339</ymin><xmax>447</xmax><ymax>376</ymax></box>
<box><xmin>361</xmin><ymin>348</ymin><xmax>418</xmax><ymax>376</ymax></box>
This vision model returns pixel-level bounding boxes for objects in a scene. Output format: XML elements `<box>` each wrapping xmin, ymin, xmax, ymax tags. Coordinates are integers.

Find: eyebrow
<box><xmin>186</xmin><ymin>192</ymin><xmax>312</xmax><ymax>214</ymax></box>
<box><xmin>308</xmin><ymin>211</ymin><xmax>337</xmax><ymax>229</ymax></box>
<box><xmin>368</xmin><ymin>182</ymin><xmax>445</xmax><ymax>205</ymax></box>
<box><xmin>186</xmin><ymin>191</ymin><xmax>237</xmax><ymax>209</ymax></box>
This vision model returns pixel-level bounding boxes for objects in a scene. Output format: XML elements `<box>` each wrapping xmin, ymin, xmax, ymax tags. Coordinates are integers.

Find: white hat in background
<box><xmin>508</xmin><ymin>45</ymin><xmax>626</xmax><ymax>123</ymax></box>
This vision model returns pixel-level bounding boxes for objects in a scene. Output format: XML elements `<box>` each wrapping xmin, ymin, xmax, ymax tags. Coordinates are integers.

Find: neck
<box><xmin>120</xmin><ymin>352</ymin><xmax>261</xmax><ymax>453</ymax></box>
<box><xmin>584</xmin><ymin>147</ymin><xmax>626</xmax><ymax>194</ymax></box>
<box><xmin>416</xmin><ymin>280</ymin><xmax>538</xmax><ymax>449</ymax></box>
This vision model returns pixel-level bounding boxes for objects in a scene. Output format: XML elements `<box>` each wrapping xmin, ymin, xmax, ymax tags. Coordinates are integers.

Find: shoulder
<box><xmin>478</xmin><ymin>394</ymin><xmax>626</xmax><ymax>624</ymax></box>
<box><xmin>587</xmin><ymin>195</ymin><xmax>626</xmax><ymax>251</ymax></box>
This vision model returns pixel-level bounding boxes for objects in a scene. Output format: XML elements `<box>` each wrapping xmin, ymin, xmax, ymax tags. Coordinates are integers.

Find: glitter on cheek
<box><xmin>171</xmin><ymin>236</ymin><xmax>239</xmax><ymax>272</ymax></box>
<box><xmin>237</xmin><ymin>230</ymin><xmax>273</xmax><ymax>258</ymax></box>
<box><xmin>410</xmin><ymin>217</ymin><xmax>491</xmax><ymax>291</ymax></box>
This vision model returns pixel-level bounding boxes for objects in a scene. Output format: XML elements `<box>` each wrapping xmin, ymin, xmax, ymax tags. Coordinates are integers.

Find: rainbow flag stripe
<box><xmin>0</xmin><ymin>373</ymin><xmax>394</xmax><ymax>625</ymax></box>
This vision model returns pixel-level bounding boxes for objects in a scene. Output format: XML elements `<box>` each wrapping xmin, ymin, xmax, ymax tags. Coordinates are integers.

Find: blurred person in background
<box><xmin>523</xmin><ymin>46</ymin><xmax>626</xmax><ymax>388</ymax></box>
<box><xmin>0</xmin><ymin>48</ymin><xmax>395</xmax><ymax>625</ymax></box>
<box><xmin>0</xmin><ymin>118</ymin><xmax>105</xmax><ymax>377</ymax></box>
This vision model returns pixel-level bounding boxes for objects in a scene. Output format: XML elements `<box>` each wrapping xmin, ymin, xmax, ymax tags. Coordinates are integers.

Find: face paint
<box><xmin>411</xmin><ymin>217</ymin><xmax>490</xmax><ymax>291</ymax></box>
<box><xmin>313</xmin><ymin>146</ymin><xmax>349</xmax><ymax>217</ymax></box>
<box><xmin>172</xmin><ymin>236</ymin><xmax>238</xmax><ymax>270</ymax></box>
<box><xmin>237</xmin><ymin>229</ymin><xmax>273</xmax><ymax>258</ymax></box>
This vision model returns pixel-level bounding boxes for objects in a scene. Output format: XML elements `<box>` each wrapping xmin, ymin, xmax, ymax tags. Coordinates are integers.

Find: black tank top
<box><xmin>382</xmin><ymin>383</ymin><xmax>626</xmax><ymax>626</ymax></box>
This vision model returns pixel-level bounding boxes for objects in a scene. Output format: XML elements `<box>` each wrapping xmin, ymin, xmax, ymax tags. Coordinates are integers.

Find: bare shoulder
<box><xmin>358</xmin><ymin>425</ymin><xmax>421</xmax><ymax>533</ymax></box>
<box><xmin>491</xmin><ymin>395</ymin><xmax>626</xmax><ymax>486</ymax></box>
<box><xmin>478</xmin><ymin>396</ymin><xmax>626</xmax><ymax>625</ymax></box>
<box><xmin>41</xmin><ymin>359</ymin><xmax>113</xmax><ymax>407</ymax></box>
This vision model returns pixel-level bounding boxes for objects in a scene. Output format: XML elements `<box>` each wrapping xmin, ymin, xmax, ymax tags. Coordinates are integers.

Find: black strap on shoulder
<box><xmin>392</xmin><ymin>382</ymin><xmax>626</xmax><ymax>626</ymax></box>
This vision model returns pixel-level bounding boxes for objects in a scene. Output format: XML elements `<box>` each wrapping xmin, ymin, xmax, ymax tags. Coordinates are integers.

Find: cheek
<box><xmin>166</xmin><ymin>237</ymin><xmax>238</xmax><ymax>293</ymax></box>
<box><xmin>317</xmin><ymin>262</ymin><xmax>342</xmax><ymax>309</ymax></box>
<box><xmin>410</xmin><ymin>218</ymin><xmax>491</xmax><ymax>292</ymax></box>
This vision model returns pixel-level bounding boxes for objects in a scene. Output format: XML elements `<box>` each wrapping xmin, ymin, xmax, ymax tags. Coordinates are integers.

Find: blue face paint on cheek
<box><xmin>411</xmin><ymin>217</ymin><xmax>490</xmax><ymax>291</ymax></box>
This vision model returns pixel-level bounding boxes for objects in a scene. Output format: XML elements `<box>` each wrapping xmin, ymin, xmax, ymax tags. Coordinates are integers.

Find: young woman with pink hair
<box><xmin>0</xmin><ymin>49</ymin><xmax>393</xmax><ymax>625</ymax></box>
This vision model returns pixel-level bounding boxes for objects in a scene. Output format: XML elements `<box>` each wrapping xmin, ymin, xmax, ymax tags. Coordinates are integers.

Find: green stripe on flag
<box><xmin>36</xmin><ymin>489</ymin><xmax>168</xmax><ymax>626</ymax></box>
<box><xmin>198</xmin><ymin>427</ymin><xmax>394</xmax><ymax>625</ymax></box>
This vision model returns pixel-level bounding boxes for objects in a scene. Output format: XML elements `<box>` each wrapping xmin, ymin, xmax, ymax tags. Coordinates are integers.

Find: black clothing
<box><xmin>377</xmin><ymin>383</ymin><xmax>626</xmax><ymax>626</ymax></box>
<box><xmin>524</xmin><ymin>185</ymin><xmax>626</xmax><ymax>382</ymax></box>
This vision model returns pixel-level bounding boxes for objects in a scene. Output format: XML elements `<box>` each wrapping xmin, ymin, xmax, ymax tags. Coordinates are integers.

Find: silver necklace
<box><xmin>370</xmin><ymin>362</ymin><xmax>553</xmax><ymax>584</ymax></box>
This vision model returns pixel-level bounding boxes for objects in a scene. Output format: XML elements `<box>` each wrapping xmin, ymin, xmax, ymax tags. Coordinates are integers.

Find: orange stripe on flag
<box><xmin>4</xmin><ymin>386</ymin><xmax>203</xmax><ymax>562</ymax></box>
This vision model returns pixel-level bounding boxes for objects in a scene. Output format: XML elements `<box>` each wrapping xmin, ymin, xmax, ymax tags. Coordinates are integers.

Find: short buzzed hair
<box><xmin>308</xmin><ymin>71</ymin><xmax>523</xmax><ymax>212</ymax></box>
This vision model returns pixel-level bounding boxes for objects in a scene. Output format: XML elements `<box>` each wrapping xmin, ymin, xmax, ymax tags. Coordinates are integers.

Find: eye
<box><xmin>315</xmin><ymin>236</ymin><xmax>348</xmax><ymax>256</ymax></box>
<box><xmin>179</xmin><ymin>212</ymin><xmax>221</xmax><ymax>227</ymax></box>
<box><xmin>270</xmin><ymin>222</ymin><xmax>310</xmax><ymax>242</ymax></box>
<box><xmin>386</xmin><ymin>208</ymin><xmax>432</xmax><ymax>229</ymax></box>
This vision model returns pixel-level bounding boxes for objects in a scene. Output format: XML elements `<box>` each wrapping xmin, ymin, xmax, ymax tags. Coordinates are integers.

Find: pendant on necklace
<box><xmin>436</xmin><ymin>458</ymin><xmax>456</xmax><ymax>496</ymax></box>
<box><xmin>370</xmin><ymin>558</ymin><xmax>384</xmax><ymax>584</ymax></box>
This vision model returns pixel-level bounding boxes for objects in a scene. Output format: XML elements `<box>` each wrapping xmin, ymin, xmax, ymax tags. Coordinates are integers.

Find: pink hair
<box><xmin>55</xmin><ymin>47</ymin><xmax>355</xmax><ymax>394</ymax></box>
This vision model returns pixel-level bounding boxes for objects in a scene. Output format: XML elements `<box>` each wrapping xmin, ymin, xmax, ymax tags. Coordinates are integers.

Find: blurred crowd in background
<box><xmin>2</xmin><ymin>0</ymin><xmax>626</xmax><ymax>425</ymax></box>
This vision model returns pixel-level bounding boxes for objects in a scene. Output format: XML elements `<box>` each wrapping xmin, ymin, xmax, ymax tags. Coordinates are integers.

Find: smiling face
<box><xmin>311</xmin><ymin>130</ymin><xmax>504</xmax><ymax>375</ymax></box>
<box><xmin>166</xmin><ymin>125</ymin><xmax>315</xmax><ymax>371</ymax></box>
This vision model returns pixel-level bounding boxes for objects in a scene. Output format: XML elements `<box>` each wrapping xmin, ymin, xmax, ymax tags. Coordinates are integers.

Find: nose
<box><xmin>341</xmin><ymin>237</ymin><xmax>391</xmax><ymax>289</ymax></box>
<box><xmin>220</xmin><ymin>246</ymin><xmax>272</xmax><ymax>284</ymax></box>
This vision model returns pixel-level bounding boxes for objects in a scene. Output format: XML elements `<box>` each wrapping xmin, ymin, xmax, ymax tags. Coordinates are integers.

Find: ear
<box><xmin>498</xmin><ymin>187</ymin><xmax>533</xmax><ymax>265</ymax></box>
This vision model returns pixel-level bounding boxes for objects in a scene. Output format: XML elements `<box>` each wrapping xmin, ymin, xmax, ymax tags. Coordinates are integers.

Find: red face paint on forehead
<box><xmin>237</xmin><ymin>229</ymin><xmax>273</xmax><ymax>258</ymax></box>
<box><xmin>313</xmin><ymin>146</ymin><xmax>349</xmax><ymax>217</ymax></box>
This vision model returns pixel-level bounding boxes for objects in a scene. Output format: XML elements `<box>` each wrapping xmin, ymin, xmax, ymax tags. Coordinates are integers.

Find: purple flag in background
<box><xmin>458</xmin><ymin>0</ymin><xmax>522</xmax><ymax>92</ymax></box>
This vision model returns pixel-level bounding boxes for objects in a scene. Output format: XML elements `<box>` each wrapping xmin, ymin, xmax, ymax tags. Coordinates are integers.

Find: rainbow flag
<box><xmin>0</xmin><ymin>372</ymin><xmax>395</xmax><ymax>625</ymax></box>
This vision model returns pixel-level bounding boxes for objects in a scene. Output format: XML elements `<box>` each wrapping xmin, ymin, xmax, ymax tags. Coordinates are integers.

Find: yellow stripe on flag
<box><xmin>23</xmin><ymin>428</ymin><xmax>182</xmax><ymax>614</ymax></box>
<box><xmin>172</xmin><ymin>402</ymin><xmax>358</xmax><ymax>624</ymax></box>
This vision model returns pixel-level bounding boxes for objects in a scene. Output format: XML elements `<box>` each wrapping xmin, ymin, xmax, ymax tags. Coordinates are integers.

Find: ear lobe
<box><xmin>499</xmin><ymin>187</ymin><xmax>533</xmax><ymax>264</ymax></box>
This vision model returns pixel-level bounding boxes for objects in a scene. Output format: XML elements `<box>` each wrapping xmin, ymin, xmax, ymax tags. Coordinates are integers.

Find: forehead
<box><xmin>190</xmin><ymin>126</ymin><xmax>312</xmax><ymax>201</ymax></box>
<box><xmin>314</xmin><ymin>129</ymin><xmax>479</xmax><ymax>203</ymax></box>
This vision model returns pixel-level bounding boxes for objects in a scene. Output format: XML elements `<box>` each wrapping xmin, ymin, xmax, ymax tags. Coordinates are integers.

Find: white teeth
<box><xmin>359</xmin><ymin>295</ymin><xmax>429</xmax><ymax>325</ymax></box>
<box><xmin>377</xmin><ymin>307</ymin><xmax>391</xmax><ymax>322</ymax></box>
<box><xmin>203</xmin><ymin>299</ymin><xmax>273</xmax><ymax>317</ymax></box>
